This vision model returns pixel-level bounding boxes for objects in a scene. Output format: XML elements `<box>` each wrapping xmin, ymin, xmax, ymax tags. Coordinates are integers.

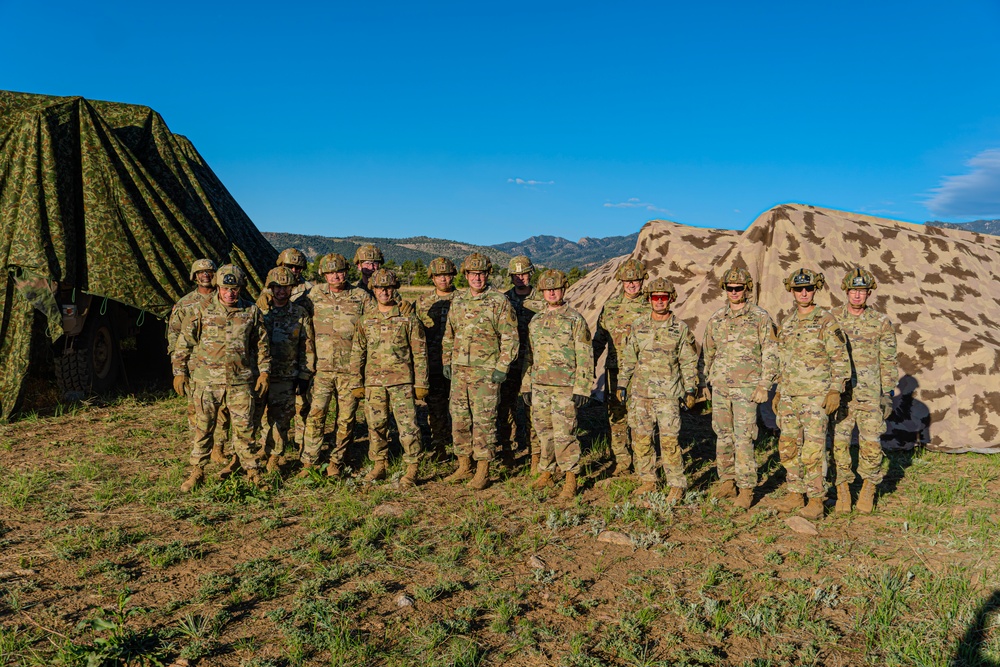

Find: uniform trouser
<box><xmin>303</xmin><ymin>371</ymin><xmax>359</xmax><ymax>466</ymax></box>
<box><xmin>712</xmin><ymin>385</ymin><xmax>759</xmax><ymax>489</ymax></box>
<box><xmin>498</xmin><ymin>369</ymin><xmax>538</xmax><ymax>455</ymax></box>
<box><xmin>294</xmin><ymin>387</ymin><xmax>311</xmax><ymax>451</ymax></box>
<box><xmin>450</xmin><ymin>365</ymin><xmax>500</xmax><ymax>462</ymax></box>
<box><xmin>606</xmin><ymin>368</ymin><xmax>632</xmax><ymax>468</ymax></box>
<box><xmin>187</xmin><ymin>380</ymin><xmax>231</xmax><ymax>455</ymax></box>
<box><xmin>832</xmin><ymin>401</ymin><xmax>886</xmax><ymax>485</ymax></box>
<box><xmin>424</xmin><ymin>373</ymin><xmax>452</xmax><ymax>450</ymax></box>
<box><xmin>190</xmin><ymin>384</ymin><xmax>257</xmax><ymax>469</ymax></box>
<box><xmin>365</xmin><ymin>385</ymin><xmax>423</xmax><ymax>465</ymax></box>
<box><xmin>253</xmin><ymin>380</ymin><xmax>296</xmax><ymax>459</ymax></box>
<box><xmin>531</xmin><ymin>385</ymin><xmax>581</xmax><ymax>474</ymax></box>
<box><xmin>776</xmin><ymin>394</ymin><xmax>828</xmax><ymax>499</ymax></box>
<box><xmin>628</xmin><ymin>394</ymin><xmax>686</xmax><ymax>488</ymax></box>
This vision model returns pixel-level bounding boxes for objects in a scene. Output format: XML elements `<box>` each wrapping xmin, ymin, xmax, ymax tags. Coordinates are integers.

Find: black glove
<box><xmin>491</xmin><ymin>369</ymin><xmax>507</xmax><ymax>384</ymax></box>
<box><xmin>573</xmin><ymin>394</ymin><xmax>589</xmax><ymax>409</ymax></box>
<box><xmin>442</xmin><ymin>366</ymin><xmax>451</xmax><ymax>380</ymax></box>
<box><xmin>294</xmin><ymin>378</ymin><xmax>310</xmax><ymax>396</ymax></box>
<box><xmin>520</xmin><ymin>392</ymin><xmax>531</xmax><ymax>406</ymax></box>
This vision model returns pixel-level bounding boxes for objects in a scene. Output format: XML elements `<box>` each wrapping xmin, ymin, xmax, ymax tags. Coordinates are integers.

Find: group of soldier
<box><xmin>167</xmin><ymin>244</ymin><xmax>897</xmax><ymax>519</ymax></box>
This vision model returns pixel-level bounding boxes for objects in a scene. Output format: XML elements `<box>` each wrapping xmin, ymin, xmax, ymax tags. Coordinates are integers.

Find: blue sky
<box><xmin>4</xmin><ymin>0</ymin><xmax>1000</xmax><ymax>244</ymax></box>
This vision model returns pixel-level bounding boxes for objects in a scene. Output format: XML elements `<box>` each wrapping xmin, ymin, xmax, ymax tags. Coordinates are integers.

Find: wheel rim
<box><xmin>92</xmin><ymin>326</ymin><xmax>114</xmax><ymax>381</ymax></box>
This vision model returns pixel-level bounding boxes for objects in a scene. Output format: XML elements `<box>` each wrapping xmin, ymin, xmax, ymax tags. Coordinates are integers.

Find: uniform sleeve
<box><xmin>442</xmin><ymin>300</ymin><xmax>455</xmax><ymax>368</ymax></box>
<box><xmin>880</xmin><ymin>317</ymin><xmax>899</xmax><ymax>394</ymax></box>
<box><xmin>573</xmin><ymin>313</ymin><xmax>595</xmax><ymax>397</ymax></box>
<box><xmin>679</xmin><ymin>324</ymin><xmax>699</xmax><ymax>394</ymax></box>
<box><xmin>254</xmin><ymin>308</ymin><xmax>271</xmax><ymax>376</ymax></box>
<box><xmin>417</xmin><ymin>298</ymin><xmax>434</xmax><ymax>330</ymax></box>
<box><xmin>759</xmin><ymin>312</ymin><xmax>780</xmax><ymax>389</ymax></box>
<box><xmin>171</xmin><ymin>308</ymin><xmax>200</xmax><ymax>377</ymax></box>
<box><xmin>520</xmin><ymin>320</ymin><xmax>534</xmax><ymax>394</ymax></box>
<box><xmin>410</xmin><ymin>314</ymin><xmax>429</xmax><ymax>389</ymax></box>
<box><xmin>349</xmin><ymin>321</ymin><xmax>368</xmax><ymax>389</ymax></box>
<box><xmin>823</xmin><ymin>316</ymin><xmax>851</xmax><ymax>394</ymax></box>
<box><xmin>299</xmin><ymin>312</ymin><xmax>317</xmax><ymax>380</ymax></box>
<box><xmin>166</xmin><ymin>304</ymin><xmax>183</xmax><ymax>355</ymax></box>
<box><xmin>617</xmin><ymin>329</ymin><xmax>638</xmax><ymax>389</ymax></box>
<box><xmin>774</xmin><ymin>320</ymin><xmax>787</xmax><ymax>389</ymax></box>
<box><xmin>702</xmin><ymin>315</ymin><xmax>717</xmax><ymax>382</ymax></box>
<box><xmin>493</xmin><ymin>297</ymin><xmax>520</xmax><ymax>374</ymax></box>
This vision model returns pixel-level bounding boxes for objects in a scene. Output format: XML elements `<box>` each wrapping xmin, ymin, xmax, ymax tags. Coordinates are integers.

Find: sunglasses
<box><xmin>724</xmin><ymin>285</ymin><xmax>746</xmax><ymax>293</ymax></box>
<box><xmin>649</xmin><ymin>294</ymin><xmax>671</xmax><ymax>302</ymax></box>
<box><xmin>792</xmin><ymin>286</ymin><xmax>816</xmax><ymax>293</ymax></box>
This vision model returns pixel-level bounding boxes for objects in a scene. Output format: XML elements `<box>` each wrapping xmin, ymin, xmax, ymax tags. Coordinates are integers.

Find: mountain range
<box><xmin>925</xmin><ymin>219</ymin><xmax>1000</xmax><ymax>235</ymax></box>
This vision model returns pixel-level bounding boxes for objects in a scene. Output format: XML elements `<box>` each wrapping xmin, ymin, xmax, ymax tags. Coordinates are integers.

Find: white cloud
<box><xmin>925</xmin><ymin>148</ymin><xmax>1000</xmax><ymax>217</ymax></box>
<box><xmin>603</xmin><ymin>197</ymin><xmax>668</xmax><ymax>213</ymax></box>
<box><xmin>507</xmin><ymin>177</ymin><xmax>555</xmax><ymax>186</ymax></box>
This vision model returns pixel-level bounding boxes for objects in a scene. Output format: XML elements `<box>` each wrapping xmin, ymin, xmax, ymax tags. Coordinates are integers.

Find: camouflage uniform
<box><xmin>499</xmin><ymin>285</ymin><xmax>545</xmax><ymax>456</ymax></box>
<box><xmin>416</xmin><ymin>288</ymin><xmax>456</xmax><ymax>452</ymax></box>
<box><xmin>775</xmin><ymin>307</ymin><xmax>851</xmax><ymax>499</ymax></box>
<box><xmin>831</xmin><ymin>305</ymin><xmax>897</xmax><ymax>485</ymax></box>
<box><xmin>593</xmin><ymin>290</ymin><xmax>648</xmax><ymax>469</ymax></box>
<box><xmin>522</xmin><ymin>305</ymin><xmax>594</xmax><ymax>473</ymax></box>
<box><xmin>350</xmin><ymin>304</ymin><xmax>429</xmax><ymax>465</ymax></box>
<box><xmin>172</xmin><ymin>293</ymin><xmax>270</xmax><ymax>469</ymax></box>
<box><xmin>703</xmin><ymin>304</ymin><xmax>779</xmax><ymax>489</ymax></box>
<box><xmin>442</xmin><ymin>286</ymin><xmax>519</xmax><ymax>461</ymax></box>
<box><xmin>168</xmin><ymin>289</ymin><xmax>223</xmax><ymax>447</ymax></box>
<box><xmin>302</xmin><ymin>283</ymin><xmax>375</xmax><ymax>467</ymax></box>
<box><xmin>618</xmin><ymin>313</ymin><xmax>699</xmax><ymax>488</ymax></box>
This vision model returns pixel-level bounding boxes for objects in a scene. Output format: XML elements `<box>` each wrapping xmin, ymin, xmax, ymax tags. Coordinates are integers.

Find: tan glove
<box><xmin>415</xmin><ymin>387</ymin><xmax>429</xmax><ymax>400</ymax></box>
<box><xmin>702</xmin><ymin>386</ymin><xmax>712</xmax><ymax>402</ymax></box>
<box><xmin>399</xmin><ymin>300</ymin><xmax>415</xmax><ymax>316</ymax></box>
<box><xmin>254</xmin><ymin>372</ymin><xmax>269</xmax><ymax>397</ymax></box>
<box><xmin>880</xmin><ymin>393</ymin><xmax>893</xmax><ymax>419</ymax></box>
<box><xmin>352</xmin><ymin>387</ymin><xmax>366</xmax><ymax>399</ymax></box>
<box><xmin>684</xmin><ymin>392</ymin><xmax>696</xmax><ymax>410</ymax></box>
<box><xmin>822</xmin><ymin>389</ymin><xmax>841</xmax><ymax>415</ymax></box>
<box><xmin>751</xmin><ymin>385</ymin><xmax>769</xmax><ymax>404</ymax></box>
<box><xmin>771</xmin><ymin>390</ymin><xmax>781</xmax><ymax>414</ymax></box>
<box><xmin>173</xmin><ymin>375</ymin><xmax>188</xmax><ymax>397</ymax></box>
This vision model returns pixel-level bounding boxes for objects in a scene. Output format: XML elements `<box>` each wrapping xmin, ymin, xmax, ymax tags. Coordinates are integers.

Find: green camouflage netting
<box><xmin>0</xmin><ymin>90</ymin><xmax>277</xmax><ymax>419</ymax></box>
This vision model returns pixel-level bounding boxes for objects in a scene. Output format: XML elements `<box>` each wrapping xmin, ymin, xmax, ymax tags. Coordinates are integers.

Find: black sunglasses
<box><xmin>724</xmin><ymin>285</ymin><xmax>745</xmax><ymax>293</ymax></box>
<box><xmin>792</xmin><ymin>286</ymin><xmax>815</xmax><ymax>293</ymax></box>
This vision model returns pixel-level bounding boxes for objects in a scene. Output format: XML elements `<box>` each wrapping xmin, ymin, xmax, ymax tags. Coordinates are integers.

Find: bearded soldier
<box><xmin>831</xmin><ymin>267</ymin><xmax>898</xmax><ymax>514</ymax></box>
<box><xmin>703</xmin><ymin>267</ymin><xmax>778</xmax><ymax>509</ymax></box>
<box><xmin>772</xmin><ymin>268</ymin><xmax>851</xmax><ymax>521</ymax></box>
<box><xmin>416</xmin><ymin>257</ymin><xmax>458</xmax><ymax>458</ymax></box>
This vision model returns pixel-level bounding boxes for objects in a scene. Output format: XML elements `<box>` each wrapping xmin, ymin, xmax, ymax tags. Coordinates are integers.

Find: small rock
<box><xmin>596</xmin><ymin>530</ymin><xmax>632</xmax><ymax>546</ymax></box>
<box><xmin>373</xmin><ymin>503</ymin><xmax>405</xmax><ymax>517</ymax></box>
<box><xmin>395</xmin><ymin>594</ymin><xmax>414</xmax><ymax>608</ymax></box>
<box><xmin>167</xmin><ymin>660</ymin><xmax>191</xmax><ymax>667</ymax></box>
<box><xmin>529</xmin><ymin>555</ymin><xmax>546</xmax><ymax>569</ymax></box>
<box><xmin>785</xmin><ymin>516</ymin><xmax>819</xmax><ymax>535</ymax></box>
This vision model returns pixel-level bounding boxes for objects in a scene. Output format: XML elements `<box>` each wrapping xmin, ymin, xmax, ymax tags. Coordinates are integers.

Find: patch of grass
<box><xmin>135</xmin><ymin>540</ymin><xmax>202</xmax><ymax>568</ymax></box>
<box><xmin>0</xmin><ymin>468</ymin><xmax>50</xmax><ymax>510</ymax></box>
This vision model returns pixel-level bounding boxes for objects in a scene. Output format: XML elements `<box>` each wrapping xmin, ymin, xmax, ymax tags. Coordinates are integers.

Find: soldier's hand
<box><xmin>520</xmin><ymin>391</ymin><xmax>531</xmax><ymax>406</ymax></box>
<box><xmin>822</xmin><ymin>390</ymin><xmax>841</xmax><ymax>415</ymax></box>
<box><xmin>173</xmin><ymin>375</ymin><xmax>188</xmax><ymax>397</ymax></box>
<box><xmin>684</xmin><ymin>392</ymin><xmax>696</xmax><ymax>411</ymax></box>
<box><xmin>573</xmin><ymin>394</ymin><xmax>589</xmax><ymax>409</ymax></box>
<box><xmin>490</xmin><ymin>369</ymin><xmax>507</xmax><ymax>384</ymax></box>
<box><xmin>750</xmin><ymin>385</ymin><xmax>769</xmax><ymax>404</ymax></box>
<box><xmin>702</xmin><ymin>386</ymin><xmax>712</xmax><ymax>403</ymax></box>
<box><xmin>771</xmin><ymin>390</ymin><xmax>781</xmax><ymax>414</ymax></box>
<box><xmin>615</xmin><ymin>387</ymin><xmax>627</xmax><ymax>403</ymax></box>
<box><xmin>880</xmin><ymin>392</ymin><xmax>893</xmax><ymax>419</ymax></box>
<box><xmin>399</xmin><ymin>300</ymin><xmax>415</xmax><ymax>316</ymax></box>
<box><xmin>442</xmin><ymin>366</ymin><xmax>451</xmax><ymax>380</ymax></box>
<box><xmin>415</xmin><ymin>387</ymin><xmax>429</xmax><ymax>400</ymax></box>
<box><xmin>255</xmin><ymin>372</ymin><xmax>270</xmax><ymax>397</ymax></box>
<box><xmin>352</xmin><ymin>387</ymin><xmax>366</xmax><ymax>399</ymax></box>
<box><xmin>294</xmin><ymin>378</ymin><xmax>311</xmax><ymax>396</ymax></box>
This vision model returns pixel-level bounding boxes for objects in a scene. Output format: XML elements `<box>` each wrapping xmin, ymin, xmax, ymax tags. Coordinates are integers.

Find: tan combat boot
<box><xmin>532</xmin><ymin>471</ymin><xmax>554</xmax><ymax>490</ymax></box>
<box><xmin>734</xmin><ymin>487</ymin><xmax>754</xmax><ymax>510</ymax></box>
<box><xmin>365</xmin><ymin>460</ymin><xmax>387</xmax><ymax>482</ymax></box>
<box><xmin>856</xmin><ymin>480</ymin><xmax>877</xmax><ymax>514</ymax></box>
<box><xmin>326</xmin><ymin>462</ymin><xmax>342</xmax><ymax>479</ymax></box>
<box><xmin>180</xmin><ymin>467</ymin><xmax>204</xmax><ymax>493</ymax></box>
<box><xmin>444</xmin><ymin>456</ymin><xmax>473</xmax><ymax>483</ymax></box>
<box><xmin>296</xmin><ymin>463</ymin><xmax>314</xmax><ymax>479</ymax></box>
<box><xmin>610</xmin><ymin>460</ymin><xmax>630</xmax><ymax>478</ymax></box>
<box><xmin>666</xmin><ymin>487</ymin><xmax>684</xmax><ymax>503</ymax></box>
<box><xmin>775</xmin><ymin>492</ymin><xmax>805</xmax><ymax>513</ymax></box>
<box><xmin>800</xmin><ymin>496</ymin><xmax>825</xmax><ymax>521</ymax></box>
<box><xmin>399</xmin><ymin>463</ymin><xmax>420</xmax><ymax>489</ymax></box>
<box><xmin>246</xmin><ymin>467</ymin><xmax>269</xmax><ymax>490</ymax></box>
<box><xmin>835</xmin><ymin>482</ymin><xmax>852</xmax><ymax>513</ymax></box>
<box><xmin>558</xmin><ymin>472</ymin><xmax>578</xmax><ymax>500</ymax></box>
<box><xmin>633</xmin><ymin>481</ymin><xmax>657</xmax><ymax>496</ymax></box>
<box><xmin>210</xmin><ymin>443</ymin><xmax>226</xmax><ymax>465</ymax></box>
<box><xmin>265</xmin><ymin>454</ymin><xmax>281</xmax><ymax>474</ymax></box>
<box><xmin>467</xmin><ymin>460</ymin><xmax>490</xmax><ymax>491</ymax></box>
<box><xmin>712</xmin><ymin>480</ymin><xmax>738</xmax><ymax>499</ymax></box>
<box><xmin>218</xmin><ymin>456</ymin><xmax>240</xmax><ymax>480</ymax></box>
<box><xmin>530</xmin><ymin>454</ymin><xmax>540</xmax><ymax>474</ymax></box>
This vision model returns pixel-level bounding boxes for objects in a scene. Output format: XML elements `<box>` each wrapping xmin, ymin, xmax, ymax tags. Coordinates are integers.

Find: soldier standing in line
<box><xmin>831</xmin><ymin>268</ymin><xmax>898</xmax><ymax>514</ymax></box>
<box><xmin>353</xmin><ymin>244</ymin><xmax>384</xmax><ymax>294</ymax></box>
<box><xmin>173</xmin><ymin>265</ymin><xmax>270</xmax><ymax>492</ymax></box>
<box><xmin>300</xmin><ymin>253</ymin><xmax>375</xmax><ymax>478</ymax></box>
<box><xmin>349</xmin><ymin>269</ymin><xmax>429</xmax><ymax>487</ymax></box>
<box><xmin>520</xmin><ymin>270</ymin><xmax>594</xmax><ymax>500</ymax></box>
<box><xmin>592</xmin><ymin>259</ymin><xmax>649</xmax><ymax>477</ymax></box>
<box><xmin>441</xmin><ymin>252</ymin><xmax>519</xmax><ymax>491</ymax></box>
<box><xmin>772</xmin><ymin>268</ymin><xmax>851</xmax><ymax>520</ymax></box>
<box><xmin>617</xmin><ymin>278</ymin><xmax>699</xmax><ymax>502</ymax></box>
<box><xmin>255</xmin><ymin>267</ymin><xmax>316</xmax><ymax>473</ymax></box>
<box><xmin>702</xmin><ymin>267</ymin><xmax>779</xmax><ymax>510</ymax></box>
<box><xmin>499</xmin><ymin>255</ymin><xmax>545</xmax><ymax>470</ymax></box>
<box><xmin>416</xmin><ymin>257</ymin><xmax>458</xmax><ymax>459</ymax></box>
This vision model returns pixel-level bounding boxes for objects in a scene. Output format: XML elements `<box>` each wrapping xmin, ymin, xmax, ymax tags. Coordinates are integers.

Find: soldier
<box><xmin>441</xmin><ymin>252</ymin><xmax>519</xmax><ymax>490</ymax></box>
<box><xmin>349</xmin><ymin>269</ymin><xmax>429</xmax><ymax>487</ymax></box>
<box><xmin>416</xmin><ymin>257</ymin><xmax>458</xmax><ymax>458</ymax></box>
<box><xmin>772</xmin><ymin>268</ymin><xmax>851</xmax><ymax>520</ymax></box>
<box><xmin>255</xmin><ymin>267</ymin><xmax>316</xmax><ymax>473</ymax></box>
<box><xmin>173</xmin><ymin>265</ymin><xmax>270</xmax><ymax>492</ymax></box>
<box><xmin>277</xmin><ymin>247</ymin><xmax>314</xmax><ymax>302</ymax></box>
<box><xmin>702</xmin><ymin>267</ymin><xmax>779</xmax><ymax>509</ymax></box>
<box><xmin>520</xmin><ymin>270</ymin><xmax>594</xmax><ymax>500</ymax></box>
<box><xmin>353</xmin><ymin>244</ymin><xmax>384</xmax><ymax>293</ymax></box>
<box><xmin>617</xmin><ymin>278</ymin><xmax>699</xmax><ymax>502</ymax></box>
<box><xmin>500</xmin><ymin>255</ymin><xmax>545</xmax><ymax>469</ymax></box>
<box><xmin>831</xmin><ymin>268</ymin><xmax>898</xmax><ymax>514</ymax></box>
<box><xmin>301</xmin><ymin>253</ymin><xmax>375</xmax><ymax>478</ymax></box>
<box><xmin>592</xmin><ymin>258</ymin><xmax>649</xmax><ymax>477</ymax></box>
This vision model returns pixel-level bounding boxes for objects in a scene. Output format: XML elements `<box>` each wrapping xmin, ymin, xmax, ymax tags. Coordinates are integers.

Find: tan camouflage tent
<box><xmin>567</xmin><ymin>203</ymin><xmax>1000</xmax><ymax>454</ymax></box>
<box><xmin>0</xmin><ymin>90</ymin><xmax>277</xmax><ymax>418</ymax></box>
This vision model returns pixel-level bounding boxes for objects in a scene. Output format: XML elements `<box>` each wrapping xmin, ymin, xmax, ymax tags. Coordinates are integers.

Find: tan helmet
<box><xmin>644</xmin><ymin>277</ymin><xmax>677</xmax><ymax>298</ymax></box>
<box><xmin>189</xmin><ymin>258</ymin><xmax>216</xmax><ymax>281</ymax></box>
<box><xmin>783</xmin><ymin>268</ymin><xmax>825</xmax><ymax>292</ymax></box>
<box><xmin>718</xmin><ymin>266</ymin><xmax>754</xmax><ymax>292</ymax></box>
<box><xmin>536</xmin><ymin>269</ymin><xmax>568</xmax><ymax>290</ymax></box>
<box><xmin>277</xmin><ymin>248</ymin><xmax>307</xmax><ymax>269</ymax></box>
<box><xmin>508</xmin><ymin>255</ymin><xmax>534</xmax><ymax>275</ymax></box>
<box><xmin>428</xmin><ymin>256</ymin><xmax>457</xmax><ymax>277</ymax></box>
<box><xmin>841</xmin><ymin>267</ymin><xmax>878</xmax><ymax>291</ymax></box>
<box><xmin>353</xmin><ymin>244</ymin><xmax>384</xmax><ymax>264</ymax></box>
<box><xmin>214</xmin><ymin>264</ymin><xmax>247</xmax><ymax>288</ymax></box>
<box><xmin>460</xmin><ymin>252</ymin><xmax>492</xmax><ymax>274</ymax></box>
<box><xmin>318</xmin><ymin>253</ymin><xmax>349</xmax><ymax>274</ymax></box>
<box><xmin>369</xmin><ymin>268</ymin><xmax>399</xmax><ymax>288</ymax></box>
<box><xmin>266</xmin><ymin>266</ymin><xmax>297</xmax><ymax>288</ymax></box>
<box><xmin>615</xmin><ymin>258</ymin><xmax>647</xmax><ymax>282</ymax></box>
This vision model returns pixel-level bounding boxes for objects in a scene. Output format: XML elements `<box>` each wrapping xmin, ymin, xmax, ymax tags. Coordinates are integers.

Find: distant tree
<box><xmin>411</xmin><ymin>260</ymin><xmax>431</xmax><ymax>286</ymax></box>
<box><xmin>566</xmin><ymin>267</ymin><xmax>587</xmax><ymax>286</ymax></box>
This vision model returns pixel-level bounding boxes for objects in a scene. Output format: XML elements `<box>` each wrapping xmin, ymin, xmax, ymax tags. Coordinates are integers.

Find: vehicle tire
<box><xmin>54</xmin><ymin>312</ymin><xmax>120</xmax><ymax>397</ymax></box>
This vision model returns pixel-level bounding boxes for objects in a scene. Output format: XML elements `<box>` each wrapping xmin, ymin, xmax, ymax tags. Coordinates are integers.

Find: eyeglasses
<box><xmin>649</xmin><ymin>294</ymin><xmax>670</xmax><ymax>302</ymax></box>
<box><xmin>792</xmin><ymin>286</ymin><xmax>815</xmax><ymax>293</ymax></box>
<box><xmin>724</xmin><ymin>285</ymin><xmax>745</xmax><ymax>293</ymax></box>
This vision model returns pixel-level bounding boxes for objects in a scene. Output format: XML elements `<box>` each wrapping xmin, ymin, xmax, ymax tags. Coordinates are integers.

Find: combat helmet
<box><xmin>783</xmin><ymin>268</ymin><xmax>825</xmax><ymax>292</ymax></box>
<box><xmin>841</xmin><ymin>267</ymin><xmax>877</xmax><ymax>291</ymax></box>
<box><xmin>277</xmin><ymin>248</ymin><xmax>307</xmax><ymax>269</ymax></box>
<box><xmin>214</xmin><ymin>264</ymin><xmax>247</xmax><ymax>288</ymax></box>
<box><xmin>718</xmin><ymin>266</ymin><xmax>754</xmax><ymax>292</ymax></box>
<box><xmin>460</xmin><ymin>252</ymin><xmax>492</xmax><ymax>274</ymax></box>
<box><xmin>508</xmin><ymin>255</ymin><xmax>534</xmax><ymax>275</ymax></box>
<box><xmin>615</xmin><ymin>258</ymin><xmax>647</xmax><ymax>282</ymax></box>
<box><xmin>369</xmin><ymin>268</ymin><xmax>400</xmax><ymax>288</ymax></box>
<box><xmin>189</xmin><ymin>258</ymin><xmax>217</xmax><ymax>281</ymax></box>
<box><xmin>537</xmin><ymin>269</ymin><xmax>568</xmax><ymax>290</ymax></box>
<box><xmin>266</xmin><ymin>266</ymin><xmax>297</xmax><ymax>287</ymax></box>
<box><xmin>353</xmin><ymin>244</ymin><xmax>384</xmax><ymax>264</ymax></box>
<box><xmin>428</xmin><ymin>257</ymin><xmax>457</xmax><ymax>277</ymax></box>
<box><xmin>318</xmin><ymin>253</ymin><xmax>349</xmax><ymax>274</ymax></box>
<box><xmin>644</xmin><ymin>277</ymin><xmax>677</xmax><ymax>299</ymax></box>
